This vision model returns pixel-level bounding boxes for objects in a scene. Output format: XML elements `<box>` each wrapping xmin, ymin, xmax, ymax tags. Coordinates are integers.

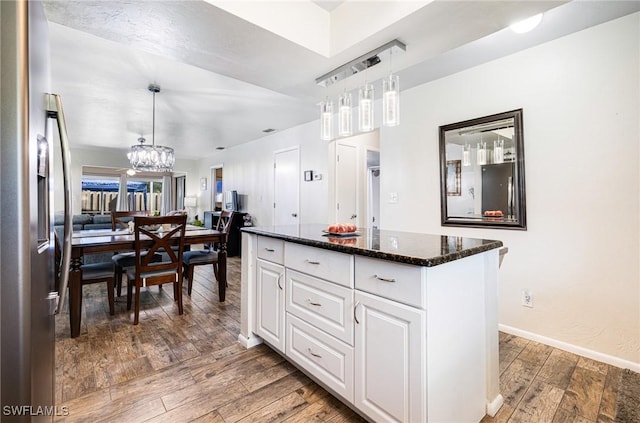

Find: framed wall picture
<box><xmin>200</xmin><ymin>177</ymin><xmax>207</xmax><ymax>190</ymax></box>
<box><xmin>446</xmin><ymin>160</ymin><xmax>461</xmax><ymax>196</ymax></box>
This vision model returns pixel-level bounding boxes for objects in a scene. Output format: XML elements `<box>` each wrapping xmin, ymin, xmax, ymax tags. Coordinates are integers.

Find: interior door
<box><xmin>335</xmin><ymin>143</ymin><xmax>358</xmax><ymax>224</ymax></box>
<box><xmin>274</xmin><ymin>147</ymin><xmax>300</xmax><ymax>225</ymax></box>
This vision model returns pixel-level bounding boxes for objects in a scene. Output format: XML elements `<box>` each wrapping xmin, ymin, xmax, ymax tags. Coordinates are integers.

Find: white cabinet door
<box><xmin>255</xmin><ymin>259</ymin><xmax>285</xmax><ymax>352</ymax></box>
<box><xmin>354</xmin><ymin>291</ymin><xmax>426</xmax><ymax>423</ymax></box>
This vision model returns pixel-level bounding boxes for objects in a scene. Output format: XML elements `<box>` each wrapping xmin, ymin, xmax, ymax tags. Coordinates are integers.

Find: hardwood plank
<box><xmin>150</xmin><ymin>381</ymin><xmax>249</xmax><ymax>422</ymax></box>
<box><xmin>188</xmin><ymin>411</ymin><xmax>226</xmax><ymax>423</ymax></box>
<box><xmin>109</xmin><ymin>364</ymin><xmax>195</xmax><ymax>403</ymax></box>
<box><xmin>552</xmin><ymin>408</ymin><xmax>595</xmax><ymax>423</ymax></box>
<box><xmin>559</xmin><ymin>366</ymin><xmax>606</xmax><ymax>421</ymax></box>
<box><xmin>537</xmin><ymin>349</ymin><xmax>579</xmax><ymax>390</ymax></box>
<box><xmin>161</xmin><ymin>358</ymin><xmax>263</xmax><ymax>411</ymax></box>
<box><xmin>576</xmin><ymin>357</ymin><xmax>609</xmax><ymax>375</ymax></box>
<box><xmin>235</xmin><ymin>391</ymin><xmax>309</xmax><ymax>423</ymax></box>
<box><xmin>55</xmin><ymin>388</ymin><xmax>112</xmax><ymax>422</ymax></box>
<box><xmin>96</xmin><ymin>397</ymin><xmax>166</xmax><ymax>423</ymax></box>
<box><xmin>598</xmin><ymin>365</ymin><xmax>621</xmax><ymax>421</ymax></box>
<box><xmin>509</xmin><ymin>379</ymin><xmax>564</xmax><ymax>423</ymax></box>
<box><xmin>499</xmin><ymin>333</ymin><xmax>529</xmax><ymax>374</ymax></box>
<box><xmin>216</xmin><ymin>371</ymin><xmax>312</xmax><ymax>423</ymax></box>
<box><xmin>281</xmin><ymin>394</ymin><xmax>351</xmax><ymax>423</ymax></box>
<box><xmin>241</xmin><ymin>359</ymin><xmax>298</xmax><ymax>392</ymax></box>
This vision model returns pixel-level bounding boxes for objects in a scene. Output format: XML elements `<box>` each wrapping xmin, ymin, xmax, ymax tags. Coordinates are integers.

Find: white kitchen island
<box><xmin>239</xmin><ymin>224</ymin><xmax>504</xmax><ymax>422</ymax></box>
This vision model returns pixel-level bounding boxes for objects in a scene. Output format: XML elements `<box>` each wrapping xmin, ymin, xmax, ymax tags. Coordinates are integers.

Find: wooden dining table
<box><xmin>62</xmin><ymin>226</ymin><xmax>227</xmax><ymax>338</ymax></box>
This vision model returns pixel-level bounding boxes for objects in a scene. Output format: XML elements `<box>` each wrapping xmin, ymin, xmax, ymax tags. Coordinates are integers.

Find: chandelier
<box><xmin>128</xmin><ymin>84</ymin><xmax>175</xmax><ymax>172</ymax></box>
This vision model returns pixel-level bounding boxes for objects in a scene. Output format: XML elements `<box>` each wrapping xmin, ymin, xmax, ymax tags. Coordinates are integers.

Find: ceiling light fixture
<box><xmin>315</xmin><ymin>39</ymin><xmax>406</xmax><ymax>140</ymax></box>
<box><xmin>127</xmin><ymin>84</ymin><xmax>175</xmax><ymax>172</ymax></box>
<box><xmin>509</xmin><ymin>13</ymin><xmax>543</xmax><ymax>34</ymax></box>
<box><xmin>315</xmin><ymin>40</ymin><xmax>405</xmax><ymax>87</ymax></box>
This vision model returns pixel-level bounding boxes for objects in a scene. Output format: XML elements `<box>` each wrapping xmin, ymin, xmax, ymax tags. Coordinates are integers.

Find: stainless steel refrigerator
<box><xmin>1</xmin><ymin>1</ymin><xmax>73</xmax><ymax>421</ymax></box>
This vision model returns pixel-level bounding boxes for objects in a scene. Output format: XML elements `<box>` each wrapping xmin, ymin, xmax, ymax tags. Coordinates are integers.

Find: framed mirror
<box><xmin>439</xmin><ymin>109</ymin><xmax>526</xmax><ymax>230</ymax></box>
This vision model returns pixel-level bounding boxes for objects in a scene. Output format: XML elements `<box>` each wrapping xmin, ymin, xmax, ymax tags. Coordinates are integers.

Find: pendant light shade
<box><xmin>382</xmin><ymin>74</ymin><xmax>400</xmax><ymax>127</ymax></box>
<box><xmin>493</xmin><ymin>139</ymin><xmax>504</xmax><ymax>164</ymax></box>
<box><xmin>128</xmin><ymin>84</ymin><xmax>175</xmax><ymax>172</ymax></box>
<box><xmin>320</xmin><ymin>99</ymin><xmax>334</xmax><ymax>141</ymax></box>
<box><xmin>358</xmin><ymin>82</ymin><xmax>374</xmax><ymax>132</ymax></box>
<box><xmin>338</xmin><ymin>90</ymin><xmax>353</xmax><ymax>137</ymax></box>
<box><xmin>477</xmin><ymin>141</ymin><xmax>487</xmax><ymax>165</ymax></box>
<box><xmin>462</xmin><ymin>143</ymin><xmax>471</xmax><ymax>167</ymax></box>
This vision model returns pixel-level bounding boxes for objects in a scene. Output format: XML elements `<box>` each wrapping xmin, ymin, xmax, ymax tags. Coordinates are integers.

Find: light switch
<box><xmin>388</xmin><ymin>192</ymin><xmax>398</xmax><ymax>204</ymax></box>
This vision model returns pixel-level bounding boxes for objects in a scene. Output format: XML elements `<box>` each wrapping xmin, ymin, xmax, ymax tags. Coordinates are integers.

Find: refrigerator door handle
<box><xmin>46</xmin><ymin>93</ymin><xmax>72</xmax><ymax>315</ymax></box>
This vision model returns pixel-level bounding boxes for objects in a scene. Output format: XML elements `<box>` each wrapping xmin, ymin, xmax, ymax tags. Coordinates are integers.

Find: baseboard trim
<box><xmin>238</xmin><ymin>333</ymin><xmax>263</xmax><ymax>349</ymax></box>
<box><xmin>499</xmin><ymin>324</ymin><xmax>640</xmax><ymax>373</ymax></box>
<box><xmin>486</xmin><ymin>394</ymin><xmax>504</xmax><ymax>417</ymax></box>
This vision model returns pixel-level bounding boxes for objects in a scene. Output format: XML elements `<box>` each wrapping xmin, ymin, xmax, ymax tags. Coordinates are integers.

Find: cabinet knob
<box><xmin>305</xmin><ymin>259</ymin><xmax>320</xmax><ymax>265</ymax></box>
<box><xmin>306</xmin><ymin>299</ymin><xmax>322</xmax><ymax>307</ymax></box>
<box><xmin>264</xmin><ymin>248</ymin><xmax>275</xmax><ymax>252</ymax></box>
<box><xmin>291</xmin><ymin>213</ymin><xmax>298</xmax><ymax>218</ymax></box>
<box><xmin>354</xmin><ymin>301</ymin><xmax>360</xmax><ymax>324</ymax></box>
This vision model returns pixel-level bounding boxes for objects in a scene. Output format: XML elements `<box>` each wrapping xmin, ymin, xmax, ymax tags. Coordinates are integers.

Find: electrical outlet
<box><xmin>522</xmin><ymin>290</ymin><xmax>533</xmax><ymax>308</ymax></box>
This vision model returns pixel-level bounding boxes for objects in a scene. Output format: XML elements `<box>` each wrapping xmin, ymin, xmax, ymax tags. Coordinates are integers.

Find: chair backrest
<box><xmin>216</xmin><ymin>210</ymin><xmax>235</xmax><ymax>240</ymax></box>
<box><xmin>111</xmin><ymin>210</ymin><xmax>148</xmax><ymax>230</ymax></box>
<box><xmin>132</xmin><ymin>215</ymin><xmax>187</xmax><ymax>284</ymax></box>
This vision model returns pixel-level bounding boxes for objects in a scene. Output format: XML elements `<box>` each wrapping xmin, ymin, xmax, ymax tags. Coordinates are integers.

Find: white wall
<box><xmin>197</xmin><ymin>121</ymin><xmax>328</xmax><ymax>227</ymax></box>
<box><xmin>381</xmin><ymin>14</ymin><xmax>639</xmax><ymax>366</ymax></box>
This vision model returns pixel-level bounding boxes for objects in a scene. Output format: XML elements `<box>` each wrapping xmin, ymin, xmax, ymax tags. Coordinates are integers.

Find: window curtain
<box><xmin>161</xmin><ymin>175</ymin><xmax>172</xmax><ymax>215</ymax></box>
<box><xmin>117</xmin><ymin>174</ymin><xmax>128</xmax><ymax>211</ymax></box>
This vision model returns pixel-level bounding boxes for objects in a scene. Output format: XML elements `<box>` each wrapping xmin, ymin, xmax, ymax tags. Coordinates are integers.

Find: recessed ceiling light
<box><xmin>216</xmin><ymin>146</ymin><xmax>225</xmax><ymax>150</ymax></box>
<box><xmin>509</xmin><ymin>13</ymin><xmax>543</xmax><ymax>34</ymax></box>
<box><xmin>262</xmin><ymin>128</ymin><xmax>276</xmax><ymax>133</ymax></box>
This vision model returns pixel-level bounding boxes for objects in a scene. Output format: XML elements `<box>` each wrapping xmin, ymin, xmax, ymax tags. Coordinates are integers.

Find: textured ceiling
<box><xmin>41</xmin><ymin>1</ymin><xmax>639</xmax><ymax>161</ymax></box>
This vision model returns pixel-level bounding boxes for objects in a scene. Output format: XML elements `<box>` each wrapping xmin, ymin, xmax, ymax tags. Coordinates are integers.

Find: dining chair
<box><xmin>110</xmin><ymin>210</ymin><xmax>161</xmax><ymax>297</ymax></box>
<box><xmin>54</xmin><ymin>228</ymin><xmax>115</xmax><ymax>315</ymax></box>
<box><xmin>126</xmin><ymin>215</ymin><xmax>187</xmax><ymax>325</ymax></box>
<box><xmin>182</xmin><ymin>210</ymin><xmax>234</xmax><ymax>295</ymax></box>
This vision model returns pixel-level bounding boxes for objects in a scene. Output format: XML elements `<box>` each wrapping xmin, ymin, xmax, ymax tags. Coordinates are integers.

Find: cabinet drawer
<box><xmin>285</xmin><ymin>242</ymin><xmax>353</xmax><ymax>287</ymax></box>
<box><xmin>257</xmin><ymin>236</ymin><xmax>285</xmax><ymax>265</ymax></box>
<box><xmin>286</xmin><ymin>313</ymin><xmax>354</xmax><ymax>402</ymax></box>
<box><xmin>286</xmin><ymin>269</ymin><xmax>354</xmax><ymax>345</ymax></box>
<box><xmin>355</xmin><ymin>256</ymin><xmax>426</xmax><ymax>309</ymax></box>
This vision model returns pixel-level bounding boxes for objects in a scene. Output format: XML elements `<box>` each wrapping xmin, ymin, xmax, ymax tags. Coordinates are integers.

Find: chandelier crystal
<box><xmin>128</xmin><ymin>84</ymin><xmax>175</xmax><ymax>172</ymax></box>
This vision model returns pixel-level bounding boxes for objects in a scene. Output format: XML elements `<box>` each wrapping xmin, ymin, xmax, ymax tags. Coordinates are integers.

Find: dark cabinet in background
<box><xmin>204</xmin><ymin>211</ymin><xmax>248</xmax><ymax>257</ymax></box>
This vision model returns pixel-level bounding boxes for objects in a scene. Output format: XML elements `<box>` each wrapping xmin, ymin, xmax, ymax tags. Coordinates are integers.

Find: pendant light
<box><xmin>358</xmin><ymin>82</ymin><xmax>374</xmax><ymax>132</ymax></box>
<box><xmin>128</xmin><ymin>84</ymin><xmax>175</xmax><ymax>172</ymax></box>
<box><xmin>477</xmin><ymin>137</ymin><xmax>487</xmax><ymax>166</ymax></box>
<box><xmin>320</xmin><ymin>98</ymin><xmax>334</xmax><ymax>141</ymax></box>
<box><xmin>382</xmin><ymin>73</ymin><xmax>400</xmax><ymax>127</ymax></box>
<box><xmin>493</xmin><ymin>138</ymin><xmax>504</xmax><ymax>164</ymax></box>
<box><xmin>338</xmin><ymin>89</ymin><xmax>353</xmax><ymax>137</ymax></box>
<box><xmin>462</xmin><ymin>143</ymin><xmax>471</xmax><ymax>167</ymax></box>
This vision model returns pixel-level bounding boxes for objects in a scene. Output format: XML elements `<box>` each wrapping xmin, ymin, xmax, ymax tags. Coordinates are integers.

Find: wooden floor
<box><xmin>55</xmin><ymin>257</ymin><xmax>638</xmax><ymax>423</ymax></box>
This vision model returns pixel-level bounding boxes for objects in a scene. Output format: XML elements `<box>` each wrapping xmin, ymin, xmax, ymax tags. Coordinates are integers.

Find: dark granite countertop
<box><xmin>241</xmin><ymin>224</ymin><xmax>503</xmax><ymax>267</ymax></box>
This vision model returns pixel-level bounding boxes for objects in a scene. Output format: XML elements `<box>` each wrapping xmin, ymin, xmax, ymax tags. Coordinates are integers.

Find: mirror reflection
<box><xmin>439</xmin><ymin>109</ymin><xmax>526</xmax><ymax>230</ymax></box>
